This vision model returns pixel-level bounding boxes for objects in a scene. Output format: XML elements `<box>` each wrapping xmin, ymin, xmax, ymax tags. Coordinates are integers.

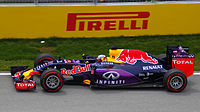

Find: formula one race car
<box><xmin>11</xmin><ymin>45</ymin><xmax>195</xmax><ymax>92</ymax></box>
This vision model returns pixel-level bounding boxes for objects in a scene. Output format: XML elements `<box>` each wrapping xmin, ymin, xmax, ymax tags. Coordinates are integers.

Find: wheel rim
<box><xmin>46</xmin><ymin>75</ymin><xmax>60</xmax><ymax>89</ymax></box>
<box><xmin>169</xmin><ymin>75</ymin><xmax>184</xmax><ymax>89</ymax></box>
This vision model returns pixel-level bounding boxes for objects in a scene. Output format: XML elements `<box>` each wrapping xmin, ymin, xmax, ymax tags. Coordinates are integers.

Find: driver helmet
<box><xmin>97</xmin><ymin>55</ymin><xmax>107</xmax><ymax>62</ymax></box>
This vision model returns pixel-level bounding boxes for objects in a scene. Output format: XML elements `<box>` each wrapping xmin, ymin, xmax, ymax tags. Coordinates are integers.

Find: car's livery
<box><xmin>11</xmin><ymin>45</ymin><xmax>195</xmax><ymax>92</ymax></box>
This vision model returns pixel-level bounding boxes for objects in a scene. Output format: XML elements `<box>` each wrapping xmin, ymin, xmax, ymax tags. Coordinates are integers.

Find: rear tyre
<box><xmin>164</xmin><ymin>69</ymin><xmax>187</xmax><ymax>92</ymax></box>
<box><xmin>34</xmin><ymin>53</ymin><xmax>55</xmax><ymax>67</ymax></box>
<box><xmin>40</xmin><ymin>69</ymin><xmax>63</xmax><ymax>92</ymax></box>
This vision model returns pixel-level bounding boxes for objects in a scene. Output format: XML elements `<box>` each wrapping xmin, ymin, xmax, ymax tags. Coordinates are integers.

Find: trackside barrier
<box><xmin>0</xmin><ymin>3</ymin><xmax>200</xmax><ymax>38</ymax></box>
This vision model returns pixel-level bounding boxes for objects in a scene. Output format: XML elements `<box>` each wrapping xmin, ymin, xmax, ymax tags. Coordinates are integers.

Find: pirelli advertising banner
<box><xmin>0</xmin><ymin>3</ymin><xmax>200</xmax><ymax>38</ymax></box>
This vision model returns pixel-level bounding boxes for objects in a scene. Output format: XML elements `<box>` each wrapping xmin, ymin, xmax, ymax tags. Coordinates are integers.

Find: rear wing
<box><xmin>167</xmin><ymin>45</ymin><xmax>195</xmax><ymax>77</ymax></box>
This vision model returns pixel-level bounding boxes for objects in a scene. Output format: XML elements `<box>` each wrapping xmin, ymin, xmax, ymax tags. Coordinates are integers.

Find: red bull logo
<box><xmin>61</xmin><ymin>64</ymin><xmax>91</xmax><ymax>75</ymax></box>
<box><xmin>116</xmin><ymin>49</ymin><xmax>158</xmax><ymax>65</ymax></box>
<box><xmin>66</xmin><ymin>12</ymin><xmax>150</xmax><ymax>31</ymax></box>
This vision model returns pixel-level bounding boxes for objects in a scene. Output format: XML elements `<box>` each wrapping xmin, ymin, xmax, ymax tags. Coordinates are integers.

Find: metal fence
<box><xmin>0</xmin><ymin>0</ymin><xmax>199</xmax><ymax>4</ymax></box>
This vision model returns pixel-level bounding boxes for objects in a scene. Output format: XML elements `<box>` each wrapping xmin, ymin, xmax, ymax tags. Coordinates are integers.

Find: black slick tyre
<box><xmin>34</xmin><ymin>53</ymin><xmax>55</xmax><ymax>67</ymax></box>
<box><xmin>164</xmin><ymin>69</ymin><xmax>187</xmax><ymax>92</ymax></box>
<box><xmin>40</xmin><ymin>69</ymin><xmax>63</xmax><ymax>92</ymax></box>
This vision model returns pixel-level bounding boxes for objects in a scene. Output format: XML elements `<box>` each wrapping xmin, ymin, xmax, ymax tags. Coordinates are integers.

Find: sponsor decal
<box><xmin>66</xmin><ymin>12</ymin><xmax>150</xmax><ymax>31</ymax></box>
<box><xmin>142</xmin><ymin>65</ymin><xmax>163</xmax><ymax>70</ymax></box>
<box><xmin>57</xmin><ymin>60</ymin><xmax>63</xmax><ymax>63</ymax></box>
<box><xmin>103</xmin><ymin>71</ymin><xmax>120</xmax><ymax>80</ymax></box>
<box><xmin>16</xmin><ymin>82</ymin><xmax>35</xmax><ymax>89</ymax></box>
<box><xmin>61</xmin><ymin>64</ymin><xmax>91</xmax><ymax>75</ymax></box>
<box><xmin>100</xmin><ymin>62</ymin><xmax>114</xmax><ymax>65</ymax></box>
<box><xmin>173</xmin><ymin>60</ymin><xmax>193</xmax><ymax>64</ymax></box>
<box><xmin>64</xmin><ymin>59</ymin><xmax>72</xmax><ymax>63</ymax></box>
<box><xmin>64</xmin><ymin>59</ymin><xmax>68</xmax><ymax>63</ymax></box>
<box><xmin>83</xmin><ymin>80</ymin><xmax>91</xmax><ymax>85</ymax></box>
<box><xmin>67</xmin><ymin>60</ymin><xmax>72</xmax><ymax>63</ymax></box>
<box><xmin>138</xmin><ymin>72</ymin><xmax>153</xmax><ymax>77</ymax></box>
<box><xmin>96</xmin><ymin>71</ymin><xmax>125</xmax><ymax>85</ymax></box>
<box><xmin>35</xmin><ymin>63</ymin><xmax>48</xmax><ymax>70</ymax></box>
<box><xmin>138</xmin><ymin>72</ymin><xmax>153</xmax><ymax>80</ymax></box>
<box><xmin>116</xmin><ymin>49</ymin><xmax>158</xmax><ymax>65</ymax></box>
<box><xmin>96</xmin><ymin>79</ymin><xmax>125</xmax><ymax>85</ymax></box>
<box><xmin>172</xmin><ymin>54</ymin><xmax>195</xmax><ymax>58</ymax></box>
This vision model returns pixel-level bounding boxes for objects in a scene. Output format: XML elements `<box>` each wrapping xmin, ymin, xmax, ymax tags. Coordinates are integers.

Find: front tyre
<box><xmin>164</xmin><ymin>69</ymin><xmax>187</xmax><ymax>92</ymax></box>
<box><xmin>40</xmin><ymin>69</ymin><xmax>63</xmax><ymax>92</ymax></box>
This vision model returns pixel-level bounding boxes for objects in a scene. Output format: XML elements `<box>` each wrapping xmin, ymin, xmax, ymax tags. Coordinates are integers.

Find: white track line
<box><xmin>194</xmin><ymin>72</ymin><xmax>200</xmax><ymax>75</ymax></box>
<box><xmin>0</xmin><ymin>73</ymin><xmax>11</xmax><ymax>75</ymax></box>
<box><xmin>0</xmin><ymin>72</ymin><xmax>200</xmax><ymax>76</ymax></box>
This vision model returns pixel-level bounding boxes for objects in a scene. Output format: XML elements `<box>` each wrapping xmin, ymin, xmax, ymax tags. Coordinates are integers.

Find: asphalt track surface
<box><xmin>0</xmin><ymin>75</ymin><xmax>200</xmax><ymax>112</ymax></box>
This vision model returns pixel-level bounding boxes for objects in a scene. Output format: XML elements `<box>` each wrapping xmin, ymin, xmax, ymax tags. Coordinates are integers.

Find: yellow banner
<box><xmin>0</xmin><ymin>3</ymin><xmax>200</xmax><ymax>38</ymax></box>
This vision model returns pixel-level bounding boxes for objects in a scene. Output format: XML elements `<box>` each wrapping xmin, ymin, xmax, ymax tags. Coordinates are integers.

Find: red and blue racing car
<box><xmin>11</xmin><ymin>45</ymin><xmax>195</xmax><ymax>92</ymax></box>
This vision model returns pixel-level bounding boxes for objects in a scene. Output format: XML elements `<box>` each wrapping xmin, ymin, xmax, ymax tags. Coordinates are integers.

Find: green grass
<box><xmin>0</xmin><ymin>34</ymin><xmax>200</xmax><ymax>71</ymax></box>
